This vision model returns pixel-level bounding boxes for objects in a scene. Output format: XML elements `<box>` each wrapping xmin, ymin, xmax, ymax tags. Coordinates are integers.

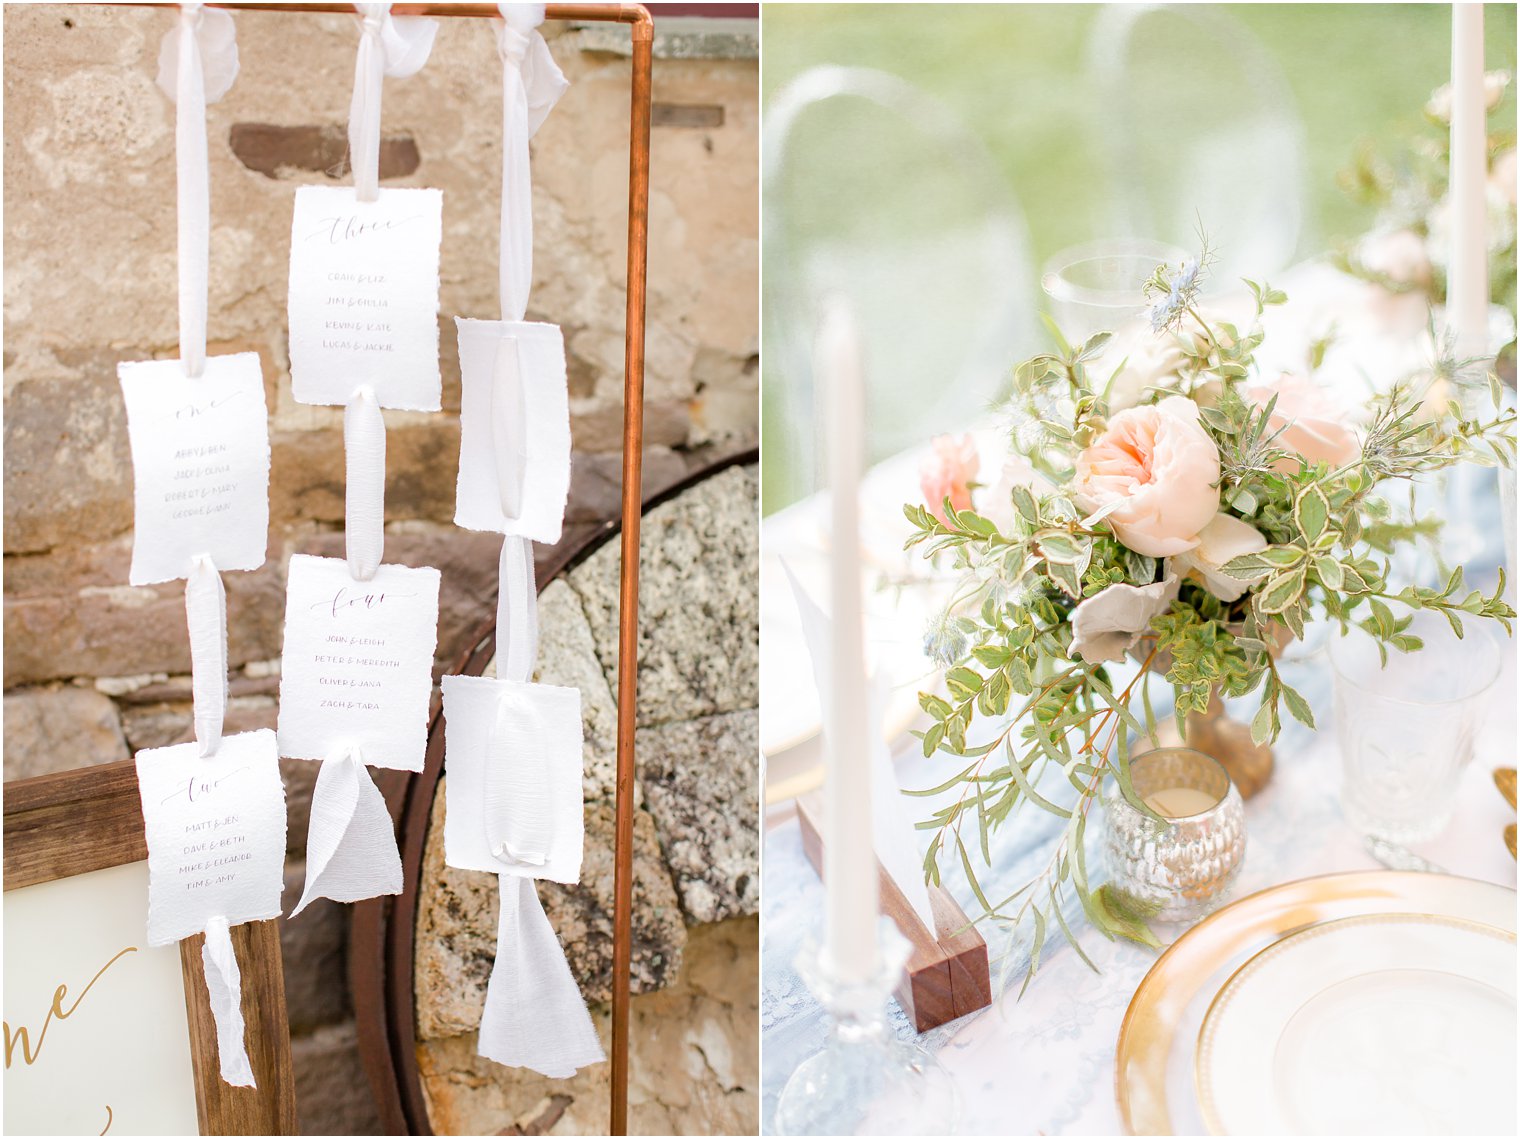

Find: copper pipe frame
<box><xmin>133</xmin><ymin>3</ymin><xmax>653</xmax><ymax>1134</ymax></box>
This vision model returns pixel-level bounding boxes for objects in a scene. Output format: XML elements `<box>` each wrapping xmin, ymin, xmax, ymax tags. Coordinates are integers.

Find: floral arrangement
<box><xmin>904</xmin><ymin>252</ymin><xmax>1516</xmax><ymax>976</ymax></box>
<box><xmin>1338</xmin><ymin>70</ymin><xmax>1517</xmax><ymax>346</ymax></box>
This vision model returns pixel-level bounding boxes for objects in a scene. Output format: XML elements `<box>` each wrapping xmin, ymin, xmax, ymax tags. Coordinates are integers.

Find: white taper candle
<box><xmin>1448</xmin><ymin>3</ymin><xmax>1489</xmax><ymax>358</ymax></box>
<box><xmin>817</xmin><ymin>299</ymin><xmax>880</xmax><ymax>985</ymax></box>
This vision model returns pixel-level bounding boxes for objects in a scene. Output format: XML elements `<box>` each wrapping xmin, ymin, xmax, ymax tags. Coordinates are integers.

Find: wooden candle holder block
<box><xmin>795</xmin><ymin>791</ymin><xmax>991</xmax><ymax>1032</ymax></box>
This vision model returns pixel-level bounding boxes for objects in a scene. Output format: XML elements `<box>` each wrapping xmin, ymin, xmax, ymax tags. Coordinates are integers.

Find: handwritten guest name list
<box><xmin>134</xmin><ymin>730</ymin><xmax>287</xmax><ymax>946</ymax></box>
<box><xmin>277</xmin><ymin>555</ymin><xmax>441</xmax><ymax>772</ymax></box>
<box><xmin>117</xmin><ymin>353</ymin><xmax>271</xmax><ymax>585</ymax></box>
<box><xmin>287</xmin><ymin>185</ymin><xmax>443</xmax><ymax>410</ymax></box>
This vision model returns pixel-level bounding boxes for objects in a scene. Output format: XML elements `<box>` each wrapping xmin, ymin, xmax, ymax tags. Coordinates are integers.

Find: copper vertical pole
<box><xmin>611</xmin><ymin>9</ymin><xmax>653</xmax><ymax>1135</ymax></box>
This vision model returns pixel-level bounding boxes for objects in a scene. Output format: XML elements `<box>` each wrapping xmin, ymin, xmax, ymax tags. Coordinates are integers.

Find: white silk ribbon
<box><xmin>495</xmin><ymin>535</ymin><xmax>538</xmax><ymax>684</ymax></box>
<box><xmin>491</xmin><ymin>336</ymin><xmax>529</xmax><ymax>520</ymax></box>
<box><xmin>185</xmin><ymin>553</ymin><xmax>227</xmax><ymax>757</ymax></box>
<box><xmin>496</xmin><ymin>4</ymin><xmax>568</xmax><ymax>322</ymax></box>
<box><xmin>201</xmin><ymin>915</ymin><xmax>256</xmax><ymax>1087</ymax></box>
<box><xmin>478</xmin><ymin>874</ymin><xmax>605</xmax><ymax>1077</ymax></box>
<box><xmin>156</xmin><ymin>3</ymin><xmax>237</xmax><ymax>379</ymax></box>
<box><xmin>344</xmin><ymin>385</ymin><xmax>386</xmax><ymax>582</ymax></box>
<box><xmin>293</xmin><ymin>746</ymin><xmax>403</xmax><ymax>917</ymax></box>
<box><xmin>485</xmin><ymin>682</ymin><xmax>552</xmax><ymax>868</ymax></box>
<box><xmin>349</xmin><ymin>3</ymin><xmax>439</xmax><ymax>202</ymax></box>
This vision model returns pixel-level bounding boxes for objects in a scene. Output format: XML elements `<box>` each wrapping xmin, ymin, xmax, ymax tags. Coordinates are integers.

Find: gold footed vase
<box><xmin>1149</xmin><ymin>687</ymin><xmax>1274</xmax><ymax>800</ymax></box>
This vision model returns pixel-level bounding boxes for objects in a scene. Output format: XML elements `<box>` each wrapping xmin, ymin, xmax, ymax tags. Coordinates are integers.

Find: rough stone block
<box><xmin>637</xmin><ymin>709</ymin><xmax>760</xmax><ymax>923</ymax></box>
<box><xmin>413</xmin><ymin>791</ymin><xmax>686</xmax><ymax>1040</ymax></box>
<box><xmin>571</xmin><ymin>464</ymin><xmax>758</xmax><ymax>726</ymax></box>
<box><xmin>289</xmin><ymin>1021</ymin><xmax>384</xmax><ymax>1137</ymax></box>
<box><xmin>3</xmin><ymin>685</ymin><xmax>129</xmax><ymax>780</ymax></box>
<box><xmin>4</xmin><ymin>364</ymin><xmax>134</xmax><ymax>554</ymax></box>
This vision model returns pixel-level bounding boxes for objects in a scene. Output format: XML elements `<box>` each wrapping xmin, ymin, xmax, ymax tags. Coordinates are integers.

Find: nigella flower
<box><xmin>1146</xmin><ymin>251</ymin><xmax>1209</xmax><ymax>333</ymax></box>
<box><xmin>923</xmin><ymin>607</ymin><xmax>970</xmax><ymax>667</ymax></box>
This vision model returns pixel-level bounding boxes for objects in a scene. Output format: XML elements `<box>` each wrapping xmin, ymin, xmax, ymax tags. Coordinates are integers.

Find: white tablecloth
<box><xmin>758</xmin><ymin>263</ymin><xmax>1518</xmax><ymax>1134</ymax></box>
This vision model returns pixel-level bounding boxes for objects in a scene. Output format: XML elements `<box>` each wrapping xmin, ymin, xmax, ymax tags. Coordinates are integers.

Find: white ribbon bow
<box><xmin>155</xmin><ymin>3</ymin><xmax>239</xmax><ymax>379</ymax></box>
<box><xmin>349</xmin><ymin>3</ymin><xmax>439</xmax><ymax>202</ymax></box>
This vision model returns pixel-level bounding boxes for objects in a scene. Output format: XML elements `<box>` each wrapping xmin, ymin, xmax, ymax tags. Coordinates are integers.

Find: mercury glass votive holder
<box><xmin>1102</xmin><ymin>747</ymin><xmax>1246</xmax><ymax>924</ymax></box>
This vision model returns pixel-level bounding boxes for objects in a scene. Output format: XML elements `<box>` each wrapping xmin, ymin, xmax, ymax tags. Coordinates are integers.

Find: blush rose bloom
<box><xmin>1072</xmin><ymin>396</ymin><xmax>1221</xmax><ymax>558</ymax></box>
<box><xmin>920</xmin><ymin>434</ymin><xmax>980</xmax><ymax>523</ymax></box>
<box><xmin>1246</xmin><ymin>373</ymin><xmax>1362</xmax><ymax>472</ymax></box>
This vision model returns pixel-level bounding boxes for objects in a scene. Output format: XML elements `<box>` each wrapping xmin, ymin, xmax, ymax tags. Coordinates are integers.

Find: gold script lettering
<box><xmin>3</xmin><ymin>947</ymin><xmax>138</xmax><ymax>1068</ymax></box>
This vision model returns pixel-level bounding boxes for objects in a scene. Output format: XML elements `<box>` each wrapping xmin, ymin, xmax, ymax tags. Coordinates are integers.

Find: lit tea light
<box><xmin>1143</xmin><ymin>785</ymin><xmax>1221</xmax><ymax>819</ymax></box>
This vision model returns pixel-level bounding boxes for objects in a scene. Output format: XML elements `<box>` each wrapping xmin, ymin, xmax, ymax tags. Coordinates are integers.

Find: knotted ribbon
<box><xmin>156</xmin><ymin>1</ymin><xmax>237</xmax><ymax>379</ymax></box>
<box><xmin>349</xmin><ymin>3</ymin><xmax>438</xmax><ymax>202</ymax></box>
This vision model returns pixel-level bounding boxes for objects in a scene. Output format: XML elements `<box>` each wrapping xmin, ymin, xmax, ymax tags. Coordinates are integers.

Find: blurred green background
<box><xmin>760</xmin><ymin>2</ymin><xmax>1519</xmax><ymax>514</ymax></box>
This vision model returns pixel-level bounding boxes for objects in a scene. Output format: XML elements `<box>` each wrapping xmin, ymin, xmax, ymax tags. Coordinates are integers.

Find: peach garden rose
<box><xmin>1071</xmin><ymin>395</ymin><xmax>1221</xmax><ymax>557</ymax></box>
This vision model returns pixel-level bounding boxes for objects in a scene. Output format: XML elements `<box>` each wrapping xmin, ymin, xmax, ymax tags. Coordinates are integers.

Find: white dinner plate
<box><xmin>1196</xmin><ymin>913</ymin><xmax>1517</xmax><ymax>1135</ymax></box>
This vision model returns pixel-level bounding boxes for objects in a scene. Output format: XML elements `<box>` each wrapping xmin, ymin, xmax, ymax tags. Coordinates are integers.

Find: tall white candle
<box><xmin>817</xmin><ymin>299</ymin><xmax>880</xmax><ymax>985</ymax></box>
<box><xmin>1448</xmin><ymin>3</ymin><xmax>1489</xmax><ymax>358</ymax></box>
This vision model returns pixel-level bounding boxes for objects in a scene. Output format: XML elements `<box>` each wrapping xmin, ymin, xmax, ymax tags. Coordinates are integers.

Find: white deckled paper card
<box><xmin>276</xmin><ymin>554</ymin><xmax>441</xmax><ymax>772</ymax></box>
<box><xmin>134</xmin><ymin>728</ymin><xmax>287</xmax><ymax>946</ymax></box>
<box><xmin>118</xmin><ymin>353</ymin><xmax>271</xmax><ymax>585</ymax></box>
<box><xmin>453</xmin><ymin>318</ymin><xmax>571</xmax><ymax>543</ymax></box>
<box><xmin>287</xmin><ymin>185</ymin><xmax>443</xmax><ymax>410</ymax></box>
<box><xmin>440</xmin><ymin>673</ymin><xmax>585</xmax><ymax>885</ymax></box>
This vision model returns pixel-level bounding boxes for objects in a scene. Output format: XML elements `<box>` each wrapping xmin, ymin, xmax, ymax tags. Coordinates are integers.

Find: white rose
<box><xmin>1069</xmin><ymin>575</ymin><xmax>1180</xmax><ymax>665</ymax></box>
<box><xmin>1357</xmin><ymin>228</ymin><xmax>1433</xmax><ymax>289</ymax></box>
<box><xmin>1167</xmin><ymin>513</ymin><xmax>1269</xmax><ymax>603</ymax></box>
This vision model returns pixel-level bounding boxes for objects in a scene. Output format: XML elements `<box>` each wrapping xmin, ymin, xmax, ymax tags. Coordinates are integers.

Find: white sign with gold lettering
<box><xmin>3</xmin><ymin>861</ymin><xmax>199</xmax><ymax>1136</ymax></box>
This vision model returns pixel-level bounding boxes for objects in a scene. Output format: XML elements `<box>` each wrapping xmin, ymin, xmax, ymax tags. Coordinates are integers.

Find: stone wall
<box><xmin>3</xmin><ymin>6</ymin><xmax>757</xmax><ymax>1134</ymax></box>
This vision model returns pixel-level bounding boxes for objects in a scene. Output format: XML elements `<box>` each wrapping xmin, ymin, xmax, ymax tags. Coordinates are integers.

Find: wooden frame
<box><xmin>350</xmin><ymin>448</ymin><xmax>758</xmax><ymax>1136</ymax></box>
<box><xmin>4</xmin><ymin>762</ymin><xmax>298</xmax><ymax>1135</ymax></box>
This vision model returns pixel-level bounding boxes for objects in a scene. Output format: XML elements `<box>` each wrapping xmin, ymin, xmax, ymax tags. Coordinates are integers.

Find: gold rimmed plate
<box><xmin>1196</xmin><ymin>913</ymin><xmax>1516</xmax><ymax>1135</ymax></box>
<box><xmin>1115</xmin><ymin>871</ymin><xmax>1517</xmax><ymax>1135</ymax></box>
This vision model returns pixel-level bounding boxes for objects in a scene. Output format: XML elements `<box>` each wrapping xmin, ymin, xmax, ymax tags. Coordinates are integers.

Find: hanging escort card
<box><xmin>438</xmin><ymin>5</ymin><xmax>603</xmax><ymax>1080</ymax></box>
<box><xmin>276</xmin><ymin>554</ymin><xmax>439</xmax><ymax>914</ymax></box>
<box><xmin>118</xmin><ymin>4</ymin><xmax>281</xmax><ymax>1088</ymax></box>
<box><xmin>287</xmin><ymin>185</ymin><xmax>444</xmax><ymax>411</ymax></box>
<box><xmin>118</xmin><ymin>354</ymin><xmax>270</xmax><ymax>586</ymax></box>
<box><xmin>454</xmin><ymin>318</ymin><xmax>571</xmax><ymax>542</ymax></box>
<box><xmin>136</xmin><ymin>730</ymin><xmax>287</xmax><ymax>1088</ymax></box>
<box><xmin>277</xmin><ymin>555</ymin><xmax>440</xmax><ymax>771</ymax></box>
